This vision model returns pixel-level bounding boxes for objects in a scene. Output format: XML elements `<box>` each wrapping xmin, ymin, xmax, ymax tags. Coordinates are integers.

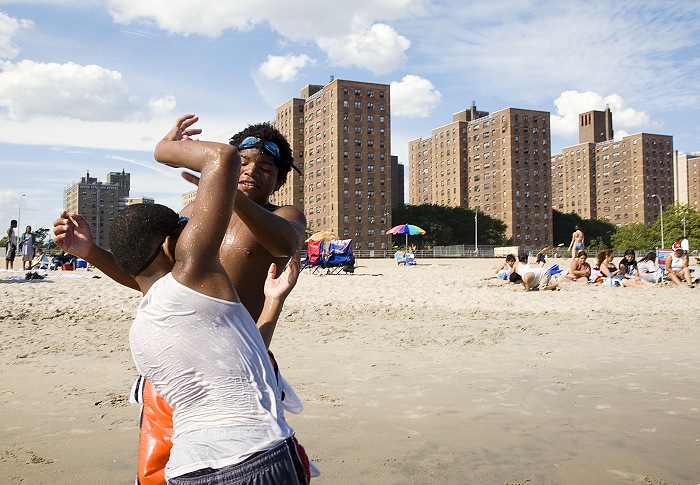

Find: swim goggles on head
<box><xmin>238</xmin><ymin>136</ymin><xmax>302</xmax><ymax>174</ymax></box>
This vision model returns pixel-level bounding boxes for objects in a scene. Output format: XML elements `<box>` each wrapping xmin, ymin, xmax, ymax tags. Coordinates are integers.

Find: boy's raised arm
<box><xmin>154</xmin><ymin>115</ymin><xmax>240</xmax><ymax>296</ymax></box>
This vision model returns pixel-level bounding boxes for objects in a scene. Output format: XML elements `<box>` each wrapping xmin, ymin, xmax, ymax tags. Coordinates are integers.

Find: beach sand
<box><xmin>1</xmin><ymin>258</ymin><xmax>698</xmax><ymax>484</ymax></box>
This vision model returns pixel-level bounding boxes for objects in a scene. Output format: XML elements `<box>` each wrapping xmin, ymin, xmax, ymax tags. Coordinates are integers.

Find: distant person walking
<box><xmin>568</xmin><ymin>225</ymin><xmax>585</xmax><ymax>260</ymax></box>
<box><xmin>19</xmin><ymin>225</ymin><xmax>35</xmax><ymax>271</ymax></box>
<box><xmin>5</xmin><ymin>219</ymin><xmax>17</xmax><ymax>270</ymax></box>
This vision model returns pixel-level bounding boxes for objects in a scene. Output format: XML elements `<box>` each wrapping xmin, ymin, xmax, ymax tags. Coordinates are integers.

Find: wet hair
<box><xmin>577</xmin><ymin>251</ymin><xmax>587</xmax><ymax>258</ymax></box>
<box><xmin>509</xmin><ymin>272</ymin><xmax>523</xmax><ymax>283</ymax></box>
<box><xmin>505</xmin><ymin>254</ymin><xmax>516</xmax><ymax>263</ymax></box>
<box><xmin>639</xmin><ymin>251</ymin><xmax>656</xmax><ymax>263</ymax></box>
<box><xmin>109</xmin><ymin>204</ymin><xmax>179</xmax><ymax>276</ymax></box>
<box><xmin>230</xmin><ymin>123</ymin><xmax>293</xmax><ymax>190</ymax></box>
<box><xmin>518</xmin><ymin>252</ymin><xmax>529</xmax><ymax>263</ymax></box>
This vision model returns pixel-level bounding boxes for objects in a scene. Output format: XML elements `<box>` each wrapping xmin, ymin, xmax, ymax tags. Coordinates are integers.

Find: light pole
<box><xmin>651</xmin><ymin>194</ymin><xmax>664</xmax><ymax>248</ymax></box>
<box><xmin>474</xmin><ymin>206</ymin><xmax>478</xmax><ymax>255</ymax></box>
<box><xmin>18</xmin><ymin>194</ymin><xmax>25</xmax><ymax>232</ymax></box>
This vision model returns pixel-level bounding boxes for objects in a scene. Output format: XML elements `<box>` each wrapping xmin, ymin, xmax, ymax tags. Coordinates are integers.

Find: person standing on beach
<box><xmin>108</xmin><ymin>114</ymin><xmax>306</xmax><ymax>484</ymax></box>
<box><xmin>53</xmin><ymin>119</ymin><xmax>308</xmax><ymax>484</ymax></box>
<box><xmin>5</xmin><ymin>219</ymin><xmax>17</xmax><ymax>270</ymax></box>
<box><xmin>568</xmin><ymin>226</ymin><xmax>585</xmax><ymax>260</ymax></box>
<box><xmin>19</xmin><ymin>225</ymin><xmax>35</xmax><ymax>271</ymax></box>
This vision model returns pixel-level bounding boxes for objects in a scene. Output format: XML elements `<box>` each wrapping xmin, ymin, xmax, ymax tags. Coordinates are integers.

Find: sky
<box><xmin>1</xmin><ymin>0</ymin><xmax>699</xmax><ymax>236</ymax></box>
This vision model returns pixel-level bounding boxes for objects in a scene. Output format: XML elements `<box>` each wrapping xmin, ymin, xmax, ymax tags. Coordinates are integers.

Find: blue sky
<box><xmin>1</xmin><ymin>0</ymin><xmax>699</xmax><ymax>234</ymax></box>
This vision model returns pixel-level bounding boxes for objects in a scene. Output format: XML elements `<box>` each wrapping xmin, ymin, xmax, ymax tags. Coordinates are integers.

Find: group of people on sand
<box><xmin>53</xmin><ymin>115</ymin><xmax>315</xmax><ymax>484</ymax></box>
<box><xmin>488</xmin><ymin>242</ymin><xmax>696</xmax><ymax>291</ymax></box>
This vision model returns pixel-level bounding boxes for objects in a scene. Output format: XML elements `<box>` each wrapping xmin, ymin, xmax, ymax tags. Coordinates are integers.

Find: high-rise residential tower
<box><xmin>64</xmin><ymin>171</ymin><xmax>125</xmax><ymax>249</ymax></box>
<box><xmin>408</xmin><ymin>105</ymin><xmax>553</xmax><ymax>246</ymax></box>
<box><xmin>273</xmin><ymin>79</ymin><xmax>392</xmax><ymax>252</ymax></box>
<box><xmin>552</xmin><ymin>109</ymin><xmax>674</xmax><ymax>225</ymax></box>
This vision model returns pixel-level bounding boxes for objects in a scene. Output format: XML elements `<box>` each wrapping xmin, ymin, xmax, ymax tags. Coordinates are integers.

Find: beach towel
<box><xmin>546</xmin><ymin>264</ymin><xmax>562</xmax><ymax>275</ymax></box>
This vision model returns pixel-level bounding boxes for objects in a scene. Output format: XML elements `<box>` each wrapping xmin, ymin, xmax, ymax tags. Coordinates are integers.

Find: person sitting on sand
<box><xmin>665</xmin><ymin>241</ymin><xmax>694</xmax><ymax>288</ymax></box>
<box><xmin>564</xmin><ymin>250</ymin><xmax>591</xmax><ymax>283</ymax></box>
<box><xmin>595</xmin><ymin>249</ymin><xmax>624</xmax><ymax>286</ymax></box>
<box><xmin>52</xmin><ymin>250</ymin><xmax>77</xmax><ymax>270</ymax></box>
<box><xmin>509</xmin><ymin>267</ymin><xmax>559</xmax><ymax>291</ymax></box>
<box><xmin>29</xmin><ymin>249</ymin><xmax>46</xmax><ymax>270</ymax></box>
<box><xmin>484</xmin><ymin>253</ymin><xmax>516</xmax><ymax>280</ymax></box>
<box><xmin>618</xmin><ymin>249</ymin><xmax>655</xmax><ymax>287</ymax></box>
<box><xmin>106</xmin><ymin>115</ymin><xmax>307</xmax><ymax>484</ymax></box>
<box><xmin>637</xmin><ymin>251</ymin><xmax>661</xmax><ymax>284</ymax></box>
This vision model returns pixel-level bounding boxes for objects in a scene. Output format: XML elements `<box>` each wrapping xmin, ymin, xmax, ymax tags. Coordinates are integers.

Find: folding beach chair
<box><xmin>301</xmin><ymin>239</ymin><xmax>325</xmax><ymax>273</ymax></box>
<box><xmin>324</xmin><ymin>239</ymin><xmax>355</xmax><ymax>274</ymax></box>
<box><xmin>656</xmin><ymin>248</ymin><xmax>672</xmax><ymax>282</ymax></box>
<box><xmin>404</xmin><ymin>252</ymin><xmax>416</xmax><ymax>266</ymax></box>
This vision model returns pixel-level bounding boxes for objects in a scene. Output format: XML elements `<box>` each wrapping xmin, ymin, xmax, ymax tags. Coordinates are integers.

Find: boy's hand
<box><xmin>164</xmin><ymin>113</ymin><xmax>202</xmax><ymax>142</ymax></box>
<box><xmin>52</xmin><ymin>211</ymin><xmax>94</xmax><ymax>259</ymax></box>
<box><xmin>264</xmin><ymin>251</ymin><xmax>300</xmax><ymax>301</ymax></box>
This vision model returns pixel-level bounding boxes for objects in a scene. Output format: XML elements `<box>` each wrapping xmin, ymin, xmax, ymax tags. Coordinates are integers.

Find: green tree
<box><xmin>651</xmin><ymin>203</ymin><xmax>700</xmax><ymax>250</ymax></box>
<box><xmin>33</xmin><ymin>228</ymin><xmax>51</xmax><ymax>249</ymax></box>
<box><xmin>611</xmin><ymin>223</ymin><xmax>652</xmax><ymax>251</ymax></box>
<box><xmin>391</xmin><ymin>204</ymin><xmax>507</xmax><ymax>248</ymax></box>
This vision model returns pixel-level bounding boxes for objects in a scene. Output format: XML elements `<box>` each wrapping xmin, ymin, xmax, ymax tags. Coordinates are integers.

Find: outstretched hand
<box><xmin>263</xmin><ymin>250</ymin><xmax>301</xmax><ymax>301</ymax></box>
<box><xmin>52</xmin><ymin>211</ymin><xmax>94</xmax><ymax>259</ymax></box>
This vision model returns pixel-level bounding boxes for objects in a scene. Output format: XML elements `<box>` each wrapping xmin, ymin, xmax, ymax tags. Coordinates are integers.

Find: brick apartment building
<box><xmin>408</xmin><ymin>104</ymin><xmax>553</xmax><ymax>246</ymax></box>
<box><xmin>551</xmin><ymin>109</ymin><xmax>674</xmax><ymax>225</ymax></box>
<box><xmin>271</xmin><ymin>78</ymin><xmax>400</xmax><ymax>252</ymax></box>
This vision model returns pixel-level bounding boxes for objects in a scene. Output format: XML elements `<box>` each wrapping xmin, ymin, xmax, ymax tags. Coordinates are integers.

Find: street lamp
<box><xmin>651</xmin><ymin>194</ymin><xmax>664</xmax><ymax>248</ymax></box>
<box><xmin>18</xmin><ymin>194</ymin><xmax>25</xmax><ymax>232</ymax></box>
<box><xmin>474</xmin><ymin>206</ymin><xmax>478</xmax><ymax>255</ymax></box>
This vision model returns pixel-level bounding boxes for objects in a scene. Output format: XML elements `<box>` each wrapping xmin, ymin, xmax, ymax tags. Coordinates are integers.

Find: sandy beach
<box><xmin>1</xmin><ymin>258</ymin><xmax>699</xmax><ymax>485</ymax></box>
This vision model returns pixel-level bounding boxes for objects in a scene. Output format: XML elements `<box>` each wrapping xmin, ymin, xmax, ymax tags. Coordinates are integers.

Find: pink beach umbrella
<box><xmin>387</xmin><ymin>223</ymin><xmax>426</xmax><ymax>249</ymax></box>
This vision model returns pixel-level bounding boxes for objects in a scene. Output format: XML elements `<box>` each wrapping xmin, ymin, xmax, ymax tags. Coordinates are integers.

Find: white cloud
<box><xmin>411</xmin><ymin>1</ymin><xmax>700</xmax><ymax>109</ymax></box>
<box><xmin>0</xmin><ymin>60</ymin><xmax>175</xmax><ymax>122</ymax></box>
<box><xmin>0</xmin><ymin>11</ymin><xmax>33</xmax><ymax>59</ymax></box>
<box><xmin>317</xmin><ymin>24</ymin><xmax>410</xmax><ymax>75</ymax></box>
<box><xmin>550</xmin><ymin>90</ymin><xmax>656</xmax><ymax>140</ymax></box>
<box><xmin>107</xmin><ymin>1</ymin><xmax>256</xmax><ymax>36</ymax></box>
<box><xmin>106</xmin><ymin>0</ymin><xmax>424</xmax><ymax>73</ymax></box>
<box><xmin>258</xmin><ymin>54</ymin><xmax>315</xmax><ymax>83</ymax></box>
<box><xmin>390</xmin><ymin>75</ymin><xmax>441</xmax><ymax>118</ymax></box>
